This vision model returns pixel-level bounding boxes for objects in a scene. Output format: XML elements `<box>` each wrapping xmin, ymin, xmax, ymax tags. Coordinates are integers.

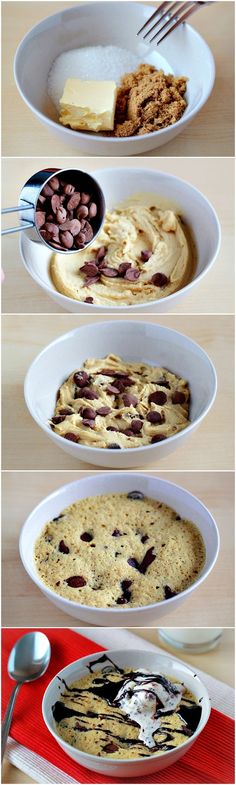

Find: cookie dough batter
<box><xmin>34</xmin><ymin>491</ymin><xmax>205</xmax><ymax>607</ymax></box>
<box><xmin>52</xmin><ymin>657</ymin><xmax>202</xmax><ymax>759</ymax></box>
<box><xmin>50</xmin><ymin>200</ymin><xmax>195</xmax><ymax>306</ymax></box>
<box><xmin>50</xmin><ymin>354</ymin><xmax>190</xmax><ymax>449</ymax></box>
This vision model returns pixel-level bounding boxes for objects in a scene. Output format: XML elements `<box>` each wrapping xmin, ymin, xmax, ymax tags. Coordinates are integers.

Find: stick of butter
<box><xmin>59</xmin><ymin>79</ymin><xmax>117</xmax><ymax>132</ymax></box>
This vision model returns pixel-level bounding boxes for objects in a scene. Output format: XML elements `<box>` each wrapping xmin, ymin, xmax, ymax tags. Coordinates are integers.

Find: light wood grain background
<box><xmin>2</xmin><ymin>314</ymin><xmax>234</xmax><ymax>470</ymax></box>
<box><xmin>2</xmin><ymin>625</ymin><xmax>234</xmax><ymax>784</ymax></box>
<box><xmin>2</xmin><ymin>157</ymin><xmax>234</xmax><ymax>315</ymax></box>
<box><xmin>2</xmin><ymin>470</ymin><xmax>234</xmax><ymax>627</ymax></box>
<box><xmin>2</xmin><ymin>1</ymin><xmax>235</xmax><ymax>157</ymax></box>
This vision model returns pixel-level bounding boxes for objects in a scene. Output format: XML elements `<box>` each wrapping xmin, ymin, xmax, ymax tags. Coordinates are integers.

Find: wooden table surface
<box><xmin>2</xmin><ymin>470</ymin><xmax>234</xmax><ymax>627</ymax></box>
<box><xmin>2</xmin><ymin>1</ymin><xmax>235</xmax><ymax>158</ymax></box>
<box><xmin>2</xmin><ymin>156</ymin><xmax>234</xmax><ymax>315</ymax></box>
<box><xmin>2</xmin><ymin>626</ymin><xmax>234</xmax><ymax>783</ymax></box>
<box><xmin>2</xmin><ymin>314</ymin><xmax>234</xmax><ymax>470</ymax></box>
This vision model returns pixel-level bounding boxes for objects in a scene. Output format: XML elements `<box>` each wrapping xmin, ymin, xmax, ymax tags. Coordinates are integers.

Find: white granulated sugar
<box><xmin>48</xmin><ymin>45</ymin><xmax>140</xmax><ymax>110</ymax></box>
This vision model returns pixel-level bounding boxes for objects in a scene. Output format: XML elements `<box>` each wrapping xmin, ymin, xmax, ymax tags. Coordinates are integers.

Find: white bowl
<box><xmin>19</xmin><ymin>167</ymin><xmax>221</xmax><ymax>314</ymax></box>
<box><xmin>14</xmin><ymin>1</ymin><xmax>215</xmax><ymax>156</ymax></box>
<box><xmin>19</xmin><ymin>472</ymin><xmax>219</xmax><ymax>625</ymax></box>
<box><xmin>24</xmin><ymin>320</ymin><xmax>217</xmax><ymax>469</ymax></box>
<box><xmin>42</xmin><ymin>648</ymin><xmax>211</xmax><ymax>776</ymax></box>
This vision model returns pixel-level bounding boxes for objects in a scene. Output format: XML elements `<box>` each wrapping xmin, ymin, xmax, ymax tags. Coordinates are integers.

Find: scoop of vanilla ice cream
<box><xmin>114</xmin><ymin>670</ymin><xmax>184</xmax><ymax>748</ymax></box>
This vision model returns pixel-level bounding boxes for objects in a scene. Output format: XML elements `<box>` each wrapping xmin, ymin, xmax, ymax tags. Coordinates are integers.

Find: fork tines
<box><xmin>137</xmin><ymin>1</ymin><xmax>197</xmax><ymax>46</ymax></box>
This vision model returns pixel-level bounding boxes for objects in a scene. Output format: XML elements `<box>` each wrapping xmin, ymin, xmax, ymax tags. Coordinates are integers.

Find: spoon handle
<box><xmin>1</xmin><ymin>682</ymin><xmax>22</xmax><ymax>761</ymax></box>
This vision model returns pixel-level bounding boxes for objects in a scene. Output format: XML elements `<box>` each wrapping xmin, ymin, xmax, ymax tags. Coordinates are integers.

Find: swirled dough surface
<box><xmin>34</xmin><ymin>491</ymin><xmax>205</xmax><ymax>607</ymax></box>
<box><xmin>50</xmin><ymin>198</ymin><xmax>195</xmax><ymax>306</ymax></box>
<box><xmin>50</xmin><ymin>354</ymin><xmax>190</xmax><ymax>449</ymax></box>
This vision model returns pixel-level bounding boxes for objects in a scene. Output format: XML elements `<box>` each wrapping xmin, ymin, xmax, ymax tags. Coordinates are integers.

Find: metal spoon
<box><xmin>1</xmin><ymin>631</ymin><xmax>51</xmax><ymax>761</ymax></box>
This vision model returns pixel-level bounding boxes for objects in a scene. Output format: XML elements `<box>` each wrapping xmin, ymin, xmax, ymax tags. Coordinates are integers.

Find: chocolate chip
<box><xmin>151</xmin><ymin>434</ymin><xmax>167</xmax><ymax>443</ymax></box>
<box><xmin>176</xmin><ymin>515</ymin><xmax>181</xmax><ymax>521</ymax></box>
<box><xmin>77</xmin><ymin>205</ymin><xmax>89</xmax><ymax>219</ymax></box>
<box><xmin>84</xmin><ymin>297</ymin><xmax>94</xmax><ymax>304</ymax></box>
<box><xmin>141</xmin><ymin>250</ymin><xmax>152</xmax><ymax>262</ymax></box>
<box><xmin>82</xmin><ymin>419</ymin><xmax>96</xmax><ymax>428</ymax></box>
<box><xmin>151</xmin><ymin>273</ymin><xmax>169</xmax><ymax>287</ymax></box>
<box><xmin>49</xmin><ymin>176</ymin><xmax>60</xmax><ymax>191</ymax></box>
<box><xmin>125</xmin><ymin>268</ymin><xmax>140</xmax><ymax>281</ymax></box>
<box><xmin>102</xmin><ymin>267</ymin><xmax>118</xmax><ymax>278</ymax></box>
<box><xmin>56</xmin><ymin>206</ymin><xmax>67</xmax><ymax>224</ymax></box>
<box><xmin>148</xmin><ymin>390</ymin><xmax>167</xmax><ymax>405</ymax></box>
<box><xmin>51</xmin><ymin>194</ymin><xmax>61</xmax><ymax>213</ymax></box>
<box><xmin>64</xmin><ymin>183</ymin><xmax>75</xmax><ymax>195</ymax></box>
<box><xmin>112</xmin><ymin>529</ymin><xmax>122</xmax><ymax>537</ymax></box>
<box><xmin>64</xmin><ymin>432</ymin><xmax>79</xmax><ymax>442</ymax></box>
<box><xmin>118</xmin><ymin>262</ymin><xmax>132</xmax><ymax>276</ymax></box>
<box><xmin>106</xmin><ymin>426</ymin><xmax>117</xmax><ymax>432</ymax></box>
<box><xmin>88</xmin><ymin>202</ymin><xmax>97</xmax><ymax>218</ymax></box>
<box><xmin>65</xmin><ymin>575</ymin><xmax>86</xmax><ymax>587</ymax></box>
<box><xmin>154</xmin><ymin>379</ymin><xmax>170</xmax><ymax>389</ymax></box>
<box><xmin>139</xmin><ymin>547</ymin><xmax>156</xmax><ymax>574</ymax></box>
<box><xmin>85</xmin><ymin>275</ymin><xmax>100</xmax><ymax>285</ymax></box>
<box><xmin>80</xmin><ymin>532</ymin><xmax>93</xmax><ymax>542</ymax></box>
<box><xmin>75</xmin><ymin>387</ymin><xmax>99</xmax><ymax>400</ymax></box>
<box><xmin>131</xmin><ymin>419</ymin><xmax>143</xmax><ymax>434</ymax></box>
<box><xmin>116</xmin><ymin>592</ymin><xmax>131</xmax><ymax>604</ymax></box>
<box><xmin>97</xmin><ymin>406</ymin><xmax>111</xmax><ymax>416</ymax></box>
<box><xmin>122</xmin><ymin>428</ymin><xmax>134</xmax><ymax>437</ymax></box>
<box><xmin>80</xmin><ymin>193</ymin><xmax>90</xmax><ymax>205</ymax></box>
<box><xmin>121</xmin><ymin>579</ymin><xmax>132</xmax><ymax>591</ymax></box>
<box><xmin>147</xmin><ymin>411</ymin><xmax>163</xmax><ymax>424</ymax></box>
<box><xmin>80</xmin><ymin>262</ymin><xmax>99</xmax><ymax>277</ymax></box>
<box><xmin>59</xmin><ymin>408</ymin><xmax>74</xmax><ymax>415</ymax></box>
<box><xmin>82</xmin><ymin>407</ymin><xmax>96</xmax><ymax>420</ymax></box>
<box><xmin>67</xmin><ymin>192</ymin><xmax>81</xmax><ymax>210</ymax></box>
<box><xmin>115</xmin><ymin>377</ymin><xmax>133</xmax><ymax>391</ymax></box>
<box><xmin>51</xmin><ymin>415</ymin><xmax>66</xmax><ymax>424</ymax></box>
<box><xmin>141</xmin><ymin>534</ymin><xmax>149</xmax><ymax>543</ymax></box>
<box><xmin>107</xmin><ymin>444</ymin><xmax>121</xmax><ymax>449</ymax></box>
<box><xmin>100</xmin><ymin>369</ymin><xmax>116</xmax><ymax>376</ymax></box>
<box><xmin>127</xmin><ymin>491</ymin><xmax>145</xmax><ymax>500</ymax></box>
<box><xmin>106</xmin><ymin>384</ymin><xmax>120</xmax><ymax>394</ymax></box>
<box><xmin>164</xmin><ymin>584</ymin><xmax>177</xmax><ymax>599</ymax></box>
<box><xmin>122</xmin><ymin>393</ymin><xmax>138</xmax><ymax>407</ymax></box>
<box><xmin>96</xmin><ymin>246</ymin><xmax>107</xmax><ymax>261</ymax></box>
<box><xmin>55</xmin><ymin>580</ymin><xmax>60</xmax><ymax>586</ymax></box>
<box><xmin>172</xmin><ymin>391</ymin><xmax>186</xmax><ymax>404</ymax></box>
<box><xmin>73</xmin><ymin>371</ymin><xmax>89</xmax><ymax>387</ymax></box>
<box><xmin>35</xmin><ymin>211</ymin><xmax>45</xmax><ymax>229</ymax></box>
<box><xmin>127</xmin><ymin>557</ymin><xmax>140</xmax><ymax>570</ymax></box>
<box><xmin>59</xmin><ymin>540</ymin><xmax>70</xmax><ymax>554</ymax></box>
<box><xmin>103</xmin><ymin>742</ymin><xmax>119</xmax><ymax>753</ymax></box>
<box><xmin>128</xmin><ymin>547</ymin><xmax>156</xmax><ymax>574</ymax></box>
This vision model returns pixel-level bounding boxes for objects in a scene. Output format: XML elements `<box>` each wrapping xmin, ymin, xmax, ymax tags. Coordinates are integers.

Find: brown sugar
<box><xmin>113</xmin><ymin>64</ymin><xmax>187</xmax><ymax>137</ymax></box>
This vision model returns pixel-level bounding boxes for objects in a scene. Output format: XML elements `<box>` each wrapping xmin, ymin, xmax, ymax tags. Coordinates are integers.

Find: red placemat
<box><xmin>2</xmin><ymin>628</ymin><xmax>234</xmax><ymax>784</ymax></box>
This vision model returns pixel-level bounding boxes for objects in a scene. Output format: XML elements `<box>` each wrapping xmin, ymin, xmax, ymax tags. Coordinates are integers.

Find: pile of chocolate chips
<box><xmin>79</xmin><ymin>245</ymin><xmax>169</xmax><ymax>298</ymax></box>
<box><xmin>35</xmin><ymin>173</ymin><xmax>99</xmax><ymax>251</ymax></box>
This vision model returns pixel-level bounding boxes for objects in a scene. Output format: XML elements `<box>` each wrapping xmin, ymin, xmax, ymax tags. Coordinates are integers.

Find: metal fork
<box><xmin>137</xmin><ymin>1</ymin><xmax>212</xmax><ymax>46</ymax></box>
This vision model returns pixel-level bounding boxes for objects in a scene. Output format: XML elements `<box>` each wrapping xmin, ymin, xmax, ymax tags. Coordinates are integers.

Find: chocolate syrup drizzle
<box><xmin>52</xmin><ymin>654</ymin><xmax>202</xmax><ymax>755</ymax></box>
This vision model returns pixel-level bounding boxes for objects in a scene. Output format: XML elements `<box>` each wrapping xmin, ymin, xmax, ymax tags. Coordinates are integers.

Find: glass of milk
<box><xmin>158</xmin><ymin>628</ymin><xmax>223</xmax><ymax>653</ymax></box>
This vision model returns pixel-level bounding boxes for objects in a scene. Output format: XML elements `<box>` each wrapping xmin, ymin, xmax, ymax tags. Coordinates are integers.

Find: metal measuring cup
<box><xmin>1</xmin><ymin>168</ymin><xmax>105</xmax><ymax>253</ymax></box>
